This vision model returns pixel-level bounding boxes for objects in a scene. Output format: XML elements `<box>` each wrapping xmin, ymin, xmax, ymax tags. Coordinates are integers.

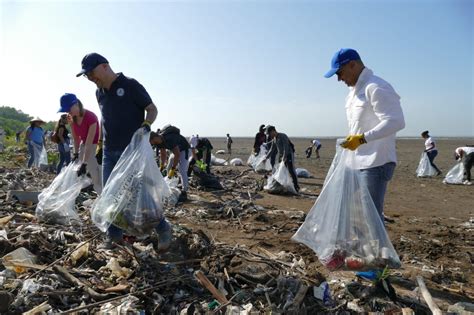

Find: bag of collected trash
<box><xmin>416</xmin><ymin>152</ymin><xmax>437</xmax><ymax>177</ymax></box>
<box><xmin>36</xmin><ymin>162</ymin><xmax>92</xmax><ymax>225</ymax></box>
<box><xmin>252</xmin><ymin>145</ymin><xmax>272</xmax><ymax>173</ymax></box>
<box><xmin>211</xmin><ymin>155</ymin><xmax>227</xmax><ymax>166</ymax></box>
<box><xmin>292</xmin><ymin>148</ymin><xmax>401</xmax><ymax>271</ymax></box>
<box><xmin>247</xmin><ymin>153</ymin><xmax>256</xmax><ymax>166</ymax></box>
<box><xmin>443</xmin><ymin>162</ymin><xmax>465</xmax><ymax>185</ymax></box>
<box><xmin>296</xmin><ymin>168</ymin><xmax>311</xmax><ymax>178</ymax></box>
<box><xmin>164</xmin><ymin>176</ymin><xmax>181</xmax><ymax>206</ymax></box>
<box><xmin>31</xmin><ymin>142</ymin><xmax>48</xmax><ymax>167</ymax></box>
<box><xmin>191</xmin><ymin>166</ymin><xmax>223</xmax><ymax>190</ymax></box>
<box><xmin>91</xmin><ymin>130</ymin><xmax>170</xmax><ymax>236</ymax></box>
<box><xmin>215</xmin><ymin>149</ymin><xmax>226</xmax><ymax>155</ymax></box>
<box><xmin>264</xmin><ymin>162</ymin><xmax>297</xmax><ymax>195</ymax></box>
<box><xmin>230</xmin><ymin>158</ymin><xmax>243</xmax><ymax>166</ymax></box>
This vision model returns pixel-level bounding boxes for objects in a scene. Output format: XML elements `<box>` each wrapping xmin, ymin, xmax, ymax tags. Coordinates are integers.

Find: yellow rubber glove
<box><xmin>96</xmin><ymin>140</ymin><xmax>103</xmax><ymax>155</ymax></box>
<box><xmin>341</xmin><ymin>134</ymin><xmax>367</xmax><ymax>151</ymax></box>
<box><xmin>168</xmin><ymin>168</ymin><xmax>176</xmax><ymax>178</ymax></box>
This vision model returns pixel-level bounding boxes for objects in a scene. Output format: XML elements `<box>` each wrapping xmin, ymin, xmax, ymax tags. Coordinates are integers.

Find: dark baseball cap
<box><xmin>76</xmin><ymin>53</ymin><xmax>108</xmax><ymax>77</ymax></box>
<box><xmin>324</xmin><ymin>48</ymin><xmax>361</xmax><ymax>78</ymax></box>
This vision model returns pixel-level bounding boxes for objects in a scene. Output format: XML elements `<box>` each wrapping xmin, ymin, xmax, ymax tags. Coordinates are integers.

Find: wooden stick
<box><xmin>416</xmin><ymin>276</ymin><xmax>442</xmax><ymax>315</ymax></box>
<box><xmin>53</xmin><ymin>266</ymin><xmax>110</xmax><ymax>301</ymax></box>
<box><xmin>22</xmin><ymin>300</ymin><xmax>51</xmax><ymax>315</ymax></box>
<box><xmin>194</xmin><ymin>270</ymin><xmax>228</xmax><ymax>304</ymax></box>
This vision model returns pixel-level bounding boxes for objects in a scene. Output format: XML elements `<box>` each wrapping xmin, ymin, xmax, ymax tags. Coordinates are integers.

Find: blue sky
<box><xmin>0</xmin><ymin>0</ymin><xmax>472</xmax><ymax>137</ymax></box>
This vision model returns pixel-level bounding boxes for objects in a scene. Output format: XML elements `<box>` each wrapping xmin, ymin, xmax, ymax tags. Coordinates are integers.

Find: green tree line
<box><xmin>0</xmin><ymin>106</ymin><xmax>55</xmax><ymax>136</ymax></box>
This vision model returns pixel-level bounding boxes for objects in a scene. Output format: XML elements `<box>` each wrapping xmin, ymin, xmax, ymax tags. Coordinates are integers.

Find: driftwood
<box><xmin>416</xmin><ymin>276</ymin><xmax>442</xmax><ymax>315</ymax></box>
<box><xmin>53</xmin><ymin>266</ymin><xmax>110</xmax><ymax>301</ymax></box>
<box><xmin>194</xmin><ymin>270</ymin><xmax>229</xmax><ymax>304</ymax></box>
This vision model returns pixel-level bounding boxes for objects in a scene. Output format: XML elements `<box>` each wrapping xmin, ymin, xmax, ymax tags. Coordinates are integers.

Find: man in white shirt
<box><xmin>325</xmin><ymin>48</ymin><xmax>405</xmax><ymax>223</ymax></box>
<box><xmin>305</xmin><ymin>139</ymin><xmax>322</xmax><ymax>159</ymax></box>
<box><xmin>455</xmin><ymin>146</ymin><xmax>474</xmax><ymax>185</ymax></box>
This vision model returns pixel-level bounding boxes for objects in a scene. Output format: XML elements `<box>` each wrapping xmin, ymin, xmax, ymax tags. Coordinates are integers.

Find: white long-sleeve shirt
<box><xmin>345</xmin><ymin>68</ymin><xmax>405</xmax><ymax>169</ymax></box>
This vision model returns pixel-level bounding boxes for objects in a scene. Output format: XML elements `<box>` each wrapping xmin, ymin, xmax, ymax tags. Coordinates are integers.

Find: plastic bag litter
<box><xmin>416</xmin><ymin>152</ymin><xmax>437</xmax><ymax>177</ymax></box>
<box><xmin>292</xmin><ymin>148</ymin><xmax>401</xmax><ymax>271</ymax></box>
<box><xmin>36</xmin><ymin>162</ymin><xmax>92</xmax><ymax>225</ymax></box>
<box><xmin>230</xmin><ymin>158</ymin><xmax>243</xmax><ymax>166</ymax></box>
<box><xmin>252</xmin><ymin>145</ymin><xmax>272</xmax><ymax>173</ymax></box>
<box><xmin>443</xmin><ymin>162</ymin><xmax>465</xmax><ymax>185</ymax></box>
<box><xmin>211</xmin><ymin>155</ymin><xmax>227</xmax><ymax>166</ymax></box>
<box><xmin>247</xmin><ymin>153</ymin><xmax>256</xmax><ymax>166</ymax></box>
<box><xmin>2</xmin><ymin>247</ymin><xmax>37</xmax><ymax>273</ymax></box>
<box><xmin>31</xmin><ymin>142</ymin><xmax>48</xmax><ymax>167</ymax></box>
<box><xmin>215</xmin><ymin>149</ymin><xmax>226</xmax><ymax>155</ymax></box>
<box><xmin>296</xmin><ymin>168</ymin><xmax>311</xmax><ymax>178</ymax></box>
<box><xmin>264</xmin><ymin>162</ymin><xmax>297</xmax><ymax>195</ymax></box>
<box><xmin>91</xmin><ymin>130</ymin><xmax>170</xmax><ymax>236</ymax></box>
<box><xmin>99</xmin><ymin>295</ymin><xmax>140</xmax><ymax>314</ymax></box>
<box><xmin>164</xmin><ymin>176</ymin><xmax>181</xmax><ymax>206</ymax></box>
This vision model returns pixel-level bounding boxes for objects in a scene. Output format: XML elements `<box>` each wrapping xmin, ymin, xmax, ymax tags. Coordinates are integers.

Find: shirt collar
<box><xmin>353</xmin><ymin>68</ymin><xmax>373</xmax><ymax>93</ymax></box>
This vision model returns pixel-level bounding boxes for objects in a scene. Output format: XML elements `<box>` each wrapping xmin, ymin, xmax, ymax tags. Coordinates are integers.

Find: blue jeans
<box><xmin>27</xmin><ymin>142</ymin><xmax>35</xmax><ymax>168</ymax></box>
<box><xmin>426</xmin><ymin>150</ymin><xmax>441</xmax><ymax>173</ymax></box>
<box><xmin>359</xmin><ymin>162</ymin><xmax>396</xmax><ymax>224</ymax></box>
<box><xmin>103</xmin><ymin>148</ymin><xmax>167</xmax><ymax>241</ymax></box>
<box><xmin>57</xmin><ymin>141</ymin><xmax>71</xmax><ymax>174</ymax></box>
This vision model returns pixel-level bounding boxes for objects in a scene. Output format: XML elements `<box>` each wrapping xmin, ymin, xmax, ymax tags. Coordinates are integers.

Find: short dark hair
<box><xmin>421</xmin><ymin>130</ymin><xmax>429</xmax><ymax>137</ymax></box>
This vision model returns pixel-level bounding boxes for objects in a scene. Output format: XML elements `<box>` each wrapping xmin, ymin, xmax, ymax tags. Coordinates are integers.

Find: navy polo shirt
<box><xmin>97</xmin><ymin>73</ymin><xmax>152</xmax><ymax>151</ymax></box>
<box><xmin>157</xmin><ymin>133</ymin><xmax>190</xmax><ymax>152</ymax></box>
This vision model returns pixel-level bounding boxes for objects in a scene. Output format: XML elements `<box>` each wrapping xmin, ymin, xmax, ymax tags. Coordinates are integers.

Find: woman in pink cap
<box><xmin>59</xmin><ymin>93</ymin><xmax>102</xmax><ymax>194</ymax></box>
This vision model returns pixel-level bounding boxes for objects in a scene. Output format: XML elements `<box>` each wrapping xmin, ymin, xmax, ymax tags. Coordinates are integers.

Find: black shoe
<box><xmin>178</xmin><ymin>191</ymin><xmax>188</xmax><ymax>202</ymax></box>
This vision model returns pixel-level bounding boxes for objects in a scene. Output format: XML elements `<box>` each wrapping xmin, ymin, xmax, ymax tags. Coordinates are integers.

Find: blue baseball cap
<box><xmin>76</xmin><ymin>53</ymin><xmax>108</xmax><ymax>77</ymax></box>
<box><xmin>59</xmin><ymin>93</ymin><xmax>78</xmax><ymax>113</ymax></box>
<box><xmin>324</xmin><ymin>48</ymin><xmax>361</xmax><ymax>78</ymax></box>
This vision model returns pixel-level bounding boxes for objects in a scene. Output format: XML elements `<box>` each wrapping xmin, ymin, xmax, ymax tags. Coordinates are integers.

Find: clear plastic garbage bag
<box><xmin>247</xmin><ymin>153</ymin><xmax>256</xmax><ymax>166</ymax></box>
<box><xmin>443</xmin><ymin>162</ymin><xmax>465</xmax><ymax>185</ymax></box>
<box><xmin>253</xmin><ymin>145</ymin><xmax>272</xmax><ymax>173</ymax></box>
<box><xmin>296</xmin><ymin>168</ymin><xmax>311</xmax><ymax>178</ymax></box>
<box><xmin>31</xmin><ymin>142</ymin><xmax>48</xmax><ymax>167</ymax></box>
<box><xmin>292</xmin><ymin>148</ymin><xmax>401</xmax><ymax>271</ymax></box>
<box><xmin>416</xmin><ymin>152</ymin><xmax>437</xmax><ymax>177</ymax></box>
<box><xmin>211</xmin><ymin>155</ymin><xmax>227</xmax><ymax>166</ymax></box>
<box><xmin>91</xmin><ymin>130</ymin><xmax>170</xmax><ymax>236</ymax></box>
<box><xmin>230</xmin><ymin>158</ymin><xmax>243</xmax><ymax>166</ymax></box>
<box><xmin>264</xmin><ymin>162</ymin><xmax>297</xmax><ymax>195</ymax></box>
<box><xmin>164</xmin><ymin>176</ymin><xmax>181</xmax><ymax>206</ymax></box>
<box><xmin>35</xmin><ymin>162</ymin><xmax>92</xmax><ymax>225</ymax></box>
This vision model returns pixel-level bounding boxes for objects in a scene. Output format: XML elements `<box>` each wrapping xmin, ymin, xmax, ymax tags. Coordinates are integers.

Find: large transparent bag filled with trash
<box><xmin>91</xmin><ymin>130</ymin><xmax>171</xmax><ymax>236</ymax></box>
<box><xmin>164</xmin><ymin>176</ymin><xmax>181</xmax><ymax>206</ymax></box>
<box><xmin>252</xmin><ymin>144</ymin><xmax>272</xmax><ymax>173</ymax></box>
<box><xmin>443</xmin><ymin>162</ymin><xmax>464</xmax><ymax>185</ymax></box>
<box><xmin>292</xmin><ymin>147</ymin><xmax>401</xmax><ymax>271</ymax></box>
<box><xmin>31</xmin><ymin>142</ymin><xmax>48</xmax><ymax>167</ymax></box>
<box><xmin>416</xmin><ymin>152</ymin><xmax>437</xmax><ymax>177</ymax></box>
<box><xmin>264</xmin><ymin>161</ymin><xmax>297</xmax><ymax>195</ymax></box>
<box><xmin>36</xmin><ymin>162</ymin><xmax>92</xmax><ymax>225</ymax></box>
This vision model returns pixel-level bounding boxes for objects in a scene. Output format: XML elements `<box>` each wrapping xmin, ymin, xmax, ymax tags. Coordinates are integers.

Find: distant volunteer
<box><xmin>59</xmin><ymin>93</ymin><xmax>102</xmax><ymax>194</ymax></box>
<box><xmin>25</xmin><ymin>117</ymin><xmax>46</xmax><ymax>168</ymax></box>
<box><xmin>188</xmin><ymin>137</ymin><xmax>214</xmax><ymax>176</ymax></box>
<box><xmin>54</xmin><ymin>114</ymin><xmax>71</xmax><ymax>174</ymax></box>
<box><xmin>324</xmin><ymin>48</ymin><xmax>405</xmax><ymax>223</ymax></box>
<box><xmin>226</xmin><ymin>133</ymin><xmax>233</xmax><ymax>154</ymax></box>
<box><xmin>265</xmin><ymin>125</ymin><xmax>299</xmax><ymax>192</ymax></box>
<box><xmin>421</xmin><ymin>130</ymin><xmax>441</xmax><ymax>175</ymax></box>
<box><xmin>455</xmin><ymin>147</ymin><xmax>474</xmax><ymax>185</ymax></box>
<box><xmin>150</xmin><ymin>126</ymin><xmax>190</xmax><ymax>202</ymax></box>
<box><xmin>253</xmin><ymin>124</ymin><xmax>266</xmax><ymax>155</ymax></box>
<box><xmin>306</xmin><ymin>139</ymin><xmax>322</xmax><ymax>159</ymax></box>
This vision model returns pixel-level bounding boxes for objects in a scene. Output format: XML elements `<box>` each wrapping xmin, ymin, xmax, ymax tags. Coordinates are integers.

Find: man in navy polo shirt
<box><xmin>77</xmin><ymin>53</ymin><xmax>172</xmax><ymax>251</ymax></box>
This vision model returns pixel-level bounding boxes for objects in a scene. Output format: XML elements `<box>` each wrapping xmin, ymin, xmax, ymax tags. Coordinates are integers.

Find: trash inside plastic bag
<box><xmin>443</xmin><ymin>162</ymin><xmax>465</xmax><ymax>185</ymax></box>
<box><xmin>91</xmin><ymin>130</ymin><xmax>170</xmax><ymax>236</ymax></box>
<box><xmin>264</xmin><ymin>162</ymin><xmax>297</xmax><ymax>195</ymax></box>
<box><xmin>36</xmin><ymin>162</ymin><xmax>92</xmax><ymax>225</ymax></box>
<box><xmin>211</xmin><ymin>155</ymin><xmax>227</xmax><ymax>166</ymax></box>
<box><xmin>252</xmin><ymin>145</ymin><xmax>272</xmax><ymax>173</ymax></box>
<box><xmin>230</xmin><ymin>158</ymin><xmax>243</xmax><ymax>166</ymax></box>
<box><xmin>247</xmin><ymin>153</ymin><xmax>256</xmax><ymax>166</ymax></box>
<box><xmin>292</xmin><ymin>148</ymin><xmax>401</xmax><ymax>271</ymax></box>
<box><xmin>164</xmin><ymin>177</ymin><xmax>181</xmax><ymax>206</ymax></box>
<box><xmin>2</xmin><ymin>247</ymin><xmax>37</xmax><ymax>273</ymax></box>
<box><xmin>416</xmin><ymin>152</ymin><xmax>437</xmax><ymax>177</ymax></box>
<box><xmin>31</xmin><ymin>142</ymin><xmax>48</xmax><ymax>167</ymax></box>
<box><xmin>191</xmin><ymin>167</ymin><xmax>223</xmax><ymax>190</ymax></box>
<box><xmin>296</xmin><ymin>168</ymin><xmax>311</xmax><ymax>178</ymax></box>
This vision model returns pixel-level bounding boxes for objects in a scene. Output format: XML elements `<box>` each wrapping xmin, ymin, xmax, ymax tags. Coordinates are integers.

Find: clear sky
<box><xmin>0</xmin><ymin>0</ymin><xmax>472</xmax><ymax>137</ymax></box>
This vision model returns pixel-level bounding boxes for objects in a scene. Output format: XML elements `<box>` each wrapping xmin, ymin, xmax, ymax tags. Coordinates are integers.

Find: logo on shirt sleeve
<box><xmin>116</xmin><ymin>88</ymin><xmax>125</xmax><ymax>97</ymax></box>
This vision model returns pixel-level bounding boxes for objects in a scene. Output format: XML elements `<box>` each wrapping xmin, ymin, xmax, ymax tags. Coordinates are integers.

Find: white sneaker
<box><xmin>463</xmin><ymin>180</ymin><xmax>472</xmax><ymax>186</ymax></box>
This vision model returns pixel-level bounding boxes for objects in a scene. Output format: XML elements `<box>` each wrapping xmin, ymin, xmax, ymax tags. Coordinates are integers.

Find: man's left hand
<box><xmin>341</xmin><ymin>134</ymin><xmax>367</xmax><ymax>151</ymax></box>
<box><xmin>168</xmin><ymin>168</ymin><xmax>176</xmax><ymax>178</ymax></box>
<box><xmin>141</xmin><ymin>120</ymin><xmax>151</xmax><ymax>133</ymax></box>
